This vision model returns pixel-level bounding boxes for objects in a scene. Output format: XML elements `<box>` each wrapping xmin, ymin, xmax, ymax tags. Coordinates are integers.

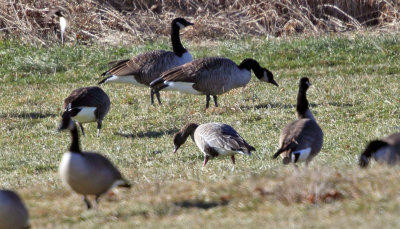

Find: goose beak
<box><xmin>271</xmin><ymin>80</ymin><xmax>279</xmax><ymax>87</ymax></box>
<box><xmin>173</xmin><ymin>147</ymin><xmax>178</xmax><ymax>153</ymax></box>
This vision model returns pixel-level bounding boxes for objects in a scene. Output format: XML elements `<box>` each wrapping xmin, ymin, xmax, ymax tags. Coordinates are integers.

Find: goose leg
<box><xmin>231</xmin><ymin>155</ymin><xmax>236</xmax><ymax>171</ymax></box>
<box><xmin>205</xmin><ymin>95</ymin><xmax>211</xmax><ymax>108</ymax></box>
<box><xmin>83</xmin><ymin>195</ymin><xmax>92</xmax><ymax>209</ymax></box>
<box><xmin>156</xmin><ymin>91</ymin><xmax>162</xmax><ymax>105</ymax></box>
<box><xmin>78</xmin><ymin>122</ymin><xmax>85</xmax><ymax>136</ymax></box>
<box><xmin>212</xmin><ymin>95</ymin><xmax>218</xmax><ymax>107</ymax></box>
<box><xmin>97</xmin><ymin>120</ymin><xmax>102</xmax><ymax>137</ymax></box>
<box><xmin>150</xmin><ymin>89</ymin><xmax>155</xmax><ymax>105</ymax></box>
<box><xmin>203</xmin><ymin>155</ymin><xmax>210</xmax><ymax>167</ymax></box>
<box><xmin>94</xmin><ymin>195</ymin><xmax>100</xmax><ymax>210</ymax></box>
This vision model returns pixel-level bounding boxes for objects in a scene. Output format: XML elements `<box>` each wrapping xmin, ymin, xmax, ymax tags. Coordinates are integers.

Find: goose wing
<box><xmin>103</xmin><ymin>50</ymin><xmax>170</xmax><ymax>77</ymax></box>
<box><xmin>199</xmin><ymin>123</ymin><xmax>254</xmax><ymax>153</ymax></box>
<box><xmin>274</xmin><ymin>119</ymin><xmax>322</xmax><ymax>158</ymax></box>
<box><xmin>159</xmin><ymin>57</ymin><xmax>235</xmax><ymax>83</ymax></box>
<box><xmin>64</xmin><ymin>87</ymin><xmax>110</xmax><ymax>109</ymax></box>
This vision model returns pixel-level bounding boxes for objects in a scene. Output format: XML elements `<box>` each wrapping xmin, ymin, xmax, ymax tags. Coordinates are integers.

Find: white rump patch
<box><xmin>164</xmin><ymin>81</ymin><xmax>202</xmax><ymax>94</ymax></box>
<box><xmin>104</xmin><ymin>75</ymin><xmax>145</xmax><ymax>87</ymax></box>
<box><xmin>291</xmin><ymin>147</ymin><xmax>311</xmax><ymax>163</ymax></box>
<box><xmin>73</xmin><ymin>107</ymin><xmax>97</xmax><ymax>123</ymax></box>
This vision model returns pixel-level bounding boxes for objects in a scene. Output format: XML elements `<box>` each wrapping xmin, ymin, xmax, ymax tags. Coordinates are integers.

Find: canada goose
<box><xmin>58</xmin><ymin>112</ymin><xmax>131</xmax><ymax>209</ymax></box>
<box><xmin>63</xmin><ymin>86</ymin><xmax>110</xmax><ymax>137</ymax></box>
<box><xmin>359</xmin><ymin>132</ymin><xmax>400</xmax><ymax>168</ymax></box>
<box><xmin>43</xmin><ymin>8</ymin><xmax>68</xmax><ymax>44</ymax></box>
<box><xmin>150</xmin><ymin>57</ymin><xmax>278</xmax><ymax>108</ymax></box>
<box><xmin>273</xmin><ymin>77</ymin><xmax>323</xmax><ymax>166</ymax></box>
<box><xmin>173</xmin><ymin>123</ymin><xmax>255</xmax><ymax>168</ymax></box>
<box><xmin>98</xmin><ymin>18</ymin><xmax>194</xmax><ymax>105</ymax></box>
<box><xmin>0</xmin><ymin>190</ymin><xmax>30</xmax><ymax>229</ymax></box>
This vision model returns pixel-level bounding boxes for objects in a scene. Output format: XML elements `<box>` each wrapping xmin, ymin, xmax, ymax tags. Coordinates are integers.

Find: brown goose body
<box><xmin>273</xmin><ymin>77</ymin><xmax>323</xmax><ymax>165</ymax></box>
<box><xmin>99</xmin><ymin>18</ymin><xmax>194</xmax><ymax>105</ymax></box>
<box><xmin>173</xmin><ymin>123</ymin><xmax>255</xmax><ymax>167</ymax></box>
<box><xmin>63</xmin><ymin>86</ymin><xmax>110</xmax><ymax>137</ymax></box>
<box><xmin>0</xmin><ymin>190</ymin><xmax>30</xmax><ymax>229</ymax></box>
<box><xmin>58</xmin><ymin>113</ymin><xmax>130</xmax><ymax>209</ymax></box>
<box><xmin>151</xmin><ymin>57</ymin><xmax>278</xmax><ymax>108</ymax></box>
<box><xmin>359</xmin><ymin>132</ymin><xmax>400</xmax><ymax>167</ymax></box>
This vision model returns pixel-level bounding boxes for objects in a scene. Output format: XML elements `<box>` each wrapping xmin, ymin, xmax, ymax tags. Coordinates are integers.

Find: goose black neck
<box><xmin>238</xmin><ymin>58</ymin><xmax>262</xmax><ymax>74</ymax></box>
<box><xmin>171</xmin><ymin>25</ymin><xmax>187</xmax><ymax>57</ymax></box>
<box><xmin>362</xmin><ymin>140</ymin><xmax>388</xmax><ymax>157</ymax></box>
<box><xmin>69</xmin><ymin>126</ymin><xmax>82</xmax><ymax>153</ymax></box>
<box><xmin>296</xmin><ymin>86</ymin><xmax>309</xmax><ymax>118</ymax></box>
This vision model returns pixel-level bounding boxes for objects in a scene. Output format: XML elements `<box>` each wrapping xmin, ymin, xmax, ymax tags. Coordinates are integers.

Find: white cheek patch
<box><xmin>176</xmin><ymin>22</ymin><xmax>185</xmax><ymax>29</ymax></box>
<box><xmin>291</xmin><ymin>147</ymin><xmax>311</xmax><ymax>163</ymax></box>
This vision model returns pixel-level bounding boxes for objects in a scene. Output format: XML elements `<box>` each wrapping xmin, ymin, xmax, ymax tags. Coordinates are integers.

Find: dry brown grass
<box><xmin>0</xmin><ymin>0</ymin><xmax>399</xmax><ymax>44</ymax></box>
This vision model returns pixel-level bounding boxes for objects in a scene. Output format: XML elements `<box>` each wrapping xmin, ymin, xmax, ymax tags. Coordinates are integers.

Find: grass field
<box><xmin>0</xmin><ymin>33</ymin><xmax>400</xmax><ymax>228</ymax></box>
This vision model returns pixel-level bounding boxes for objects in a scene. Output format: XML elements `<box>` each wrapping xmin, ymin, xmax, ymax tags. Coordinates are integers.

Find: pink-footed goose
<box><xmin>99</xmin><ymin>18</ymin><xmax>194</xmax><ymax>105</ymax></box>
<box><xmin>273</xmin><ymin>77</ymin><xmax>323</xmax><ymax>166</ymax></box>
<box><xmin>173</xmin><ymin>123</ymin><xmax>255</xmax><ymax>169</ymax></box>
<box><xmin>150</xmin><ymin>57</ymin><xmax>278</xmax><ymax>108</ymax></box>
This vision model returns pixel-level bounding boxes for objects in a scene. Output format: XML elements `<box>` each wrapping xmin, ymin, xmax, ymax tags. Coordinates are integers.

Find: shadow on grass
<box><xmin>115</xmin><ymin>128</ymin><xmax>179</xmax><ymax>139</ymax></box>
<box><xmin>173</xmin><ymin>200</ymin><xmax>229</xmax><ymax>210</ymax></box>
<box><xmin>241</xmin><ymin>102</ymin><xmax>354</xmax><ymax>110</ymax></box>
<box><xmin>0</xmin><ymin>112</ymin><xmax>57</xmax><ymax>119</ymax></box>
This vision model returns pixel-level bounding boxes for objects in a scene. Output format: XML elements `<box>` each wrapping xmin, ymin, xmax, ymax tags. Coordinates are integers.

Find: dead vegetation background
<box><xmin>0</xmin><ymin>0</ymin><xmax>399</xmax><ymax>45</ymax></box>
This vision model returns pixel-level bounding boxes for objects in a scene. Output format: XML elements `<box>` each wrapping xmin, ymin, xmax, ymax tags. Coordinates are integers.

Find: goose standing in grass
<box><xmin>173</xmin><ymin>123</ymin><xmax>255</xmax><ymax>169</ymax></box>
<box><xmin>63</xmin><ymin>86</ymin><xmax>110</xmax><ymax>137</ymax></box>
<box><xmin>0</xmin><ymin>190</ymin><xmax>30</xmax><ymax>229</ymax></box>
<box><xmin>43</xmin><ymin>8</ymin><xmax>68</xmax><ymax>44</ymax></box>
<box><xmin>150</xmin><ymin>57</ymin><xmax>278</xmax><ymax>108</ymax></box>
<box><xmin>359</xmin><ymin>133</ymin><xmax>400</xmax><ymax>167</ymax></box>
<box><xmin>58</xmin><ymin>112</ymin><xmax>131</xmax><ymax>209</ymax></box>
<box><xmin>98</xmin><ymin>17</ymin><xmax>194</xmax><ymax>105</ymax></box>
<box><xmin>273</xmin><ymin>77</ymin><xmax>323</xmax><ymax>166</ymax></box>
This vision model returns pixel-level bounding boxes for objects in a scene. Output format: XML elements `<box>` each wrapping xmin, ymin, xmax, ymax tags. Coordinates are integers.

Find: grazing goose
<box><xmin>98</xmin><ymin>17</ymin><xmax>194</xmax><ymax>105</ymax></box>
<box><xmin>173</xmin><ymin>123</ymin><xmax>255</xmax><ymax>168</ymax></box>
<box><xmin>63</xmin><ymin>86</ymin><xmax>110</xmax><ymax>137</ymax></box>
<box><xmin>0</xmin><ymin>190</ymin><xmax>30</xmax><ymax>229</ymax></box>
<box><xmin>273</xmin><ymin>77</ymin><xmax>323</xmax><ymax>166</ymax></box>
<box><xmin>150</xmin><ymin>57</ymin><xmax>278</xmax><ymax>108</ymax></box>
<box><xmin>359</xmin><ymin>133</ymin><xmax>400</xmax><ymax>168</ymax></box>
<box><xmin>58</xmin><ymin>112</ymin><xmax>131</xmax><ymax>209</ymax></box>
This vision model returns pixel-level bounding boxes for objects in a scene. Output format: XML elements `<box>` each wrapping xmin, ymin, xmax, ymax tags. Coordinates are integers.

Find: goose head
<box><xmin>58</xmin><ymin>109</ymin><xmax>77</xmax><ymax>131</ymax></box>
<box><xmin>172</xmin><ymin>18</ymin><xmax>194</xmax><ymax>30</ymax></box>
<box><xmin>359</xmin><ymin>140</ymin><xmax>389</xmax><ymax>168</ymax></box>
<box><xmin>173</xmin><ymin>123</ymin><xmax>199</xmax><ymax>153</ymax></box>
<box><xmin>256</xmin><ymin>68</ymin><xmax>278</xmax><ymax>86</ymax></box>
<box><xmin>299</xmin><ymin>77</ymin><xmax>311</xmax><ymax>91</ymax></box>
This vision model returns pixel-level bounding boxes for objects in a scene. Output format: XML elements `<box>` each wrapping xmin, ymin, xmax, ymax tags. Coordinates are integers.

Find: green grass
<box><xmin>0</xmin><ymin>33</ymin><xmax>400</xmax><ymax>228</ymax></box>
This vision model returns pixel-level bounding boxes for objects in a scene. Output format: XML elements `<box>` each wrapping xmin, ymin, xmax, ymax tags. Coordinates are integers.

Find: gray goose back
<box><xmin>102</xmin><ymin>50</ymin><xmax>192</xmax><ymax>86</ymax></box>
<box><xmin>158</xmin><ymin>57</ymin><xmax>251</xmax><ymax>95</ymax></box>
<box><xmin>0</xmin><ymin>190</ymin><xmax>30</xmax><ymax>229</ymax></box>
<box><xmin>194</xmin><ymin>123</ymin><xmax>255</xmax><ymax>157</ymax></box>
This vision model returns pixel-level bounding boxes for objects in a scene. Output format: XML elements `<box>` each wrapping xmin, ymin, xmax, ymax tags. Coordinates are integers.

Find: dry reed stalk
<box><xmin>0</xmin><ymin>0</ymin><xmax>398</xmax><ymax>45</ymax></box>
